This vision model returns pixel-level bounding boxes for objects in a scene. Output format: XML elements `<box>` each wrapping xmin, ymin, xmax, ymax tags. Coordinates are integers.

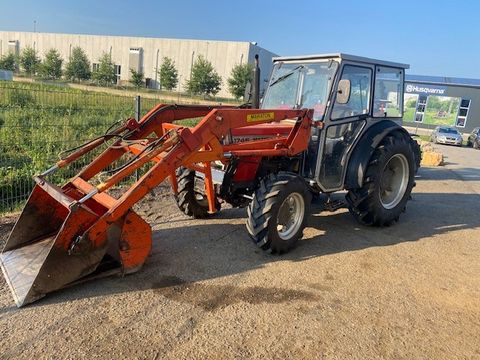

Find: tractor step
<box><xmin>324</xmin><ymin>199</ymin><xmax>346</xmax><ymax>212</ymax></box>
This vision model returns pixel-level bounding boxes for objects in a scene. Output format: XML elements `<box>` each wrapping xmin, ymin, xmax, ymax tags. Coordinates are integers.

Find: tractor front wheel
<box><xmin>246</xmin><ymin>172</ymin><xmax>311</xmax><ymax>253</ymax></box>
<box><xmin>175</xmin><ymin>167</ymin><xmax>220</xmax><ymax>219</ymax></box>
<box><xmin>346</xmin><ymin>133</ymin><xmax>415</xmax><ymax>226</ymax></box>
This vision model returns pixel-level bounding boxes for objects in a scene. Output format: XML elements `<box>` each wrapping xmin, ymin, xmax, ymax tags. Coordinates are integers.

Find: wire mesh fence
<box><xmin>0</xmin><ymin>81</ymin><xmax>162</xmax><ymax>214</ymax></box>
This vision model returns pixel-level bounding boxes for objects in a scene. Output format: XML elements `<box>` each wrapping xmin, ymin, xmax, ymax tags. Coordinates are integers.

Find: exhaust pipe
<box><xmin>252</xmin><ymin>54</ymin><xmax>260</xmax><ymax>109</ymax></box>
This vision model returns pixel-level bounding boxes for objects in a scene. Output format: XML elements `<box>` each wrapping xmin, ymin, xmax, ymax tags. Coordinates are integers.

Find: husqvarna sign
<box><xmin>405</xmin><ymin>84</ymin><xmax>446</xmax><ymax>95</ymax></box>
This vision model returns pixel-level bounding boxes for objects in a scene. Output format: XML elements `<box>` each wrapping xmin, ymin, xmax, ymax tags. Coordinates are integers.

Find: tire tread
<box><xmin>346</xmin><ymin>134</ymin><xmax>415</xmax><ymax>227</ymax></box>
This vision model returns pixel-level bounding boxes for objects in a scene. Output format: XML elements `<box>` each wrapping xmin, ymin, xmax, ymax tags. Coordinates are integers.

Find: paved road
<box><xmin>436</xmin><ymin>143</ymin><xmax>480</xmax><ymax>193</ymax></box>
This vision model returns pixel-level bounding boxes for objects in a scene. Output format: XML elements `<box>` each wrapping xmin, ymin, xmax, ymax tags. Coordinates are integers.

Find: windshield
<box><xmin>438</xmin><ymin>127</ymin><xmax>459</xmax><ymax>134</ymax></box>
<box><xmin>262</xmin><ymin>61</ymin><xmax>338</xmax><ymax>120</ymax></box>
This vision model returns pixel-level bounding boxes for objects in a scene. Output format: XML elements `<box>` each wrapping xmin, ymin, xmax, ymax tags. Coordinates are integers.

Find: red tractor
<box><xmin>1</xmin><ymin>53</ymin><xmax>420</xmax><ymax>306</ymax></box>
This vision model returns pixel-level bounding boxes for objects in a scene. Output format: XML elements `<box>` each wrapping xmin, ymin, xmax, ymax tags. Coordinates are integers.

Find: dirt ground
<box><xmin>1</xmin><ymin>146</ymin><xmax>479</xmax><ymax>359</ymax></box>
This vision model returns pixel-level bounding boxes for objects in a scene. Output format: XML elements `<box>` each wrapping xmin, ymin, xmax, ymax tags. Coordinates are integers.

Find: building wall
<box><xmin>403</xmin><ymin>81</ymin><xmax>480</xmax><ymax>133</ymax></box>
<box><xmin>0</xmin><ymin>31</ymin><xmax>278</xmax><ymax>98</ymax></box>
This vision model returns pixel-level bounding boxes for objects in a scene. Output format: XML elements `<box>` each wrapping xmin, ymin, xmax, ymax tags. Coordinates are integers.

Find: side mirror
<box><xmin>336</xmin><ymin>79</ymin><xmax>351</xmax><ymax>104</ymax></box>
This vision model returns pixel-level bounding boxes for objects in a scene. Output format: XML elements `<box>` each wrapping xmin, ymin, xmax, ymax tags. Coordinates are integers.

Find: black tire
<box><xmin>174</xmin><ymin>167</ymin><xmax>219</xmax><ymax>219</ymax></box>
<box><xmin>246</xmin><ymin>172</ymin><xmax>312</xmax><ymax>254</ymax></box>
<box><xmin>409</xmin><ymin>137</ymin><xmax>421</xmax><ymax>173</ymax></box>
<box><xmin>474</xmin><ymin>140</ymin><xmax>479</xmax><ymax>149</ymax></box>
<box><xmin>346</xmin><ymin>133</ymin><xmax>415</xmax><ymax>226</ymax></box>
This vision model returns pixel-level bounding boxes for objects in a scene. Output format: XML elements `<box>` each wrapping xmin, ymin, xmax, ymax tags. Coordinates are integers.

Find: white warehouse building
<box><xmin>0</xmin><ymin>31</ymin><xmax>278</xmax><ymax>98</ymax></box>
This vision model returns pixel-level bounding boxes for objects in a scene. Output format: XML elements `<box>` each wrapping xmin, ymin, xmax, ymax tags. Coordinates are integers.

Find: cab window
<box><xmin>373</xmin><ymin>66</ymin><xmax>403</xmax><ymax>117</ymax></box>
<box><xmin>262</xmin><ymin>64</ymin><xmax>301</xmax><ymax>110</ymax></box>
<box><xmin>298</xmin><ymin>62</ymin><xmax>338</xmax><ymax>120</ymax></box>
<box><xmin>332</xmin><ymin>65</ymin><xmax>372</xmax><ymax>120</ymax></box>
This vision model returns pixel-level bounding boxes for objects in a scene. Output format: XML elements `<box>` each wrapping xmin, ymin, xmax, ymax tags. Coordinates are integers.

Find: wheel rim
<box><xmin>379</xmin><ymin>153</ymin><xmax>409</xmax><ymax>210</ymax></box>
<box><xmin>276</xmin><ymin>192</ymin><xmax>305</xmax><ymax>240</ymax></box>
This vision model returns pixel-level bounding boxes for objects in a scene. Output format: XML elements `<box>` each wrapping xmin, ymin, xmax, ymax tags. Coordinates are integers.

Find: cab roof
<box><xmin>272</xmin><ymin>53</ymin><xmax>409</xmax><ymax>69</ymax></box>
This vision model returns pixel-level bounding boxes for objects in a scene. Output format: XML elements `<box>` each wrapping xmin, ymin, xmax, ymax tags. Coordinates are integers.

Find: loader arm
<box><xmin>1</xmin><ymin>104</ymin><xmax>313</xmax><ymax>307</ymax></box>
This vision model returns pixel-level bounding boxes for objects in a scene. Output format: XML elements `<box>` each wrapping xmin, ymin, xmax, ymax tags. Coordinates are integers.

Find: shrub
<box><xmin>8</xmin><ymin>90</ymin><xmax>35</xmax><ymax>107</ymax></box>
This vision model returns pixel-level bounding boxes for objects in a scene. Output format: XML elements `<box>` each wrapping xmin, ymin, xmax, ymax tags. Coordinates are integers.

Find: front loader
<box><xmin>1</xmin><ymin>53</ymin><xmax>420</xmax><ymax>306</ymax></box>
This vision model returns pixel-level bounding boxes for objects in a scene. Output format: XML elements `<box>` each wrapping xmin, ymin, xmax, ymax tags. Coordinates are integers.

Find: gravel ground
<box><xmin>0</xmin><ymin>146</ymin><xmax>479</xmax><ymax>359</ymax></box>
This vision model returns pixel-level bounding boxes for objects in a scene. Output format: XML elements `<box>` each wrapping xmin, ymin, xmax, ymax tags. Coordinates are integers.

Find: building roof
<box><xmin>0</xmin><ymin>30</ymin><xmax>259</xmax><ymax>46</ymax></box>
<box><xmin>406</xmin><ymin>74</ymin><xmax>480</xmax><ymax>88</ymax></box>
<box><xmin>272</xmin><ymin>53</ymin><xmax>409</xmax><ymax>69</ymax></box>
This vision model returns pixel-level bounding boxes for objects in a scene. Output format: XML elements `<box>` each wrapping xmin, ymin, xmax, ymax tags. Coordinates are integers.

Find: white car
<box><xmin>430</xmin><ymin>126</ymin><xmax>463</xmax><ymax>146</ymax></box>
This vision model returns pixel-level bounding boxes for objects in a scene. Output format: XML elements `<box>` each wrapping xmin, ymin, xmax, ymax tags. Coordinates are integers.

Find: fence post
<box><xmin>134</xmin><ymin>95</ymin><xmax>141</xmax><ymax>121</ymax></box>
<box><xmin>134</xmin><ymin>95</ymin><xmax>141</xmax><ymax>180</ymax></box>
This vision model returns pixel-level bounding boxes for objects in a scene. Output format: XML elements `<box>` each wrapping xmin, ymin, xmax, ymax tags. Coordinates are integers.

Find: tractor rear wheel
<box><xmin>410</xmin><ymin>137</ymin><xmax>421</xmax><ymax>173</ymax></box>
<box><xmin>246</xmin><ymin>172</ymin><xmax>311</xmax><ymax>253</ymax></box>
<box><xmin>346</xmin><ymin>133</ymin><xmax>415</xmax><ymax>226</ymax></box>
<box><xmin>175</xmin><ymin>167</ymin><xmax>219</xmax><ymax>219</ymax></box>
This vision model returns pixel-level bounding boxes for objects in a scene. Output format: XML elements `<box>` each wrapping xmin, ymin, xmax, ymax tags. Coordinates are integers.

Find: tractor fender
<box><xmin>345</xmin><ymin>120</ymin><xmax>411</xmax><ymax>189</ymax></box>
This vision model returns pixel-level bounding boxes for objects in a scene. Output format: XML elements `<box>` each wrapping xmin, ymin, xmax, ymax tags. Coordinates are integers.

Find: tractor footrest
<box><xmin>324</xmin><ymin>199</ymin><xmax>346</xmax><ymax>212</ymax></box>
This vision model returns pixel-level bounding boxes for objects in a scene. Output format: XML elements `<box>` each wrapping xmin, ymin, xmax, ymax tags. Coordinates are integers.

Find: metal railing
<box><xmin>0</xmin><ymin>82</ymin><xmax>162</xmax><ymax>214</ymax></box>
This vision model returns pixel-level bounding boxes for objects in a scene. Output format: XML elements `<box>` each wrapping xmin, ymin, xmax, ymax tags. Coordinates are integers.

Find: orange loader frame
<box><xmin>1</xmin><ymin>104</ymin><xmax>314</xmax><ymax>306</ymax></box>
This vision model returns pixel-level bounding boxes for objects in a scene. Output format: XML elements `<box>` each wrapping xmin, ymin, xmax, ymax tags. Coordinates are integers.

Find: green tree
<box><xmin>158</xmin><ymin>57</ymin><xmax>178</xmax><ymax>91</ymax></box>
<box><xmin>39</xmin><ymin>49</ymin><xmax>63</xmax><ymax>79</ymax></box>
<box><xmin>227</xmin><ymin>63</ymin><xmax>253</xmax><ymax>99</ymax></box>
<box><xmin>129</xmin><ymin>68</ymin><xmax>144</xmax><ymax>88</ymax></box>
<box><xmin>64</xmin><ymin>47</ymin><xmax>91</xmax><ymax>81</ymax></box>
<box><xmin>406</xmin><ymin>98</ymin><xmax>417</xmax><ymax>108</ymax></box>
<box><xmin>0</xmin><ymin>53</ymin><xmax>17</xmax><ymax>72</ymax></box>
<box><xmin>92</xmin><ymin>53</ymin><xmax>117</xmax><ymax>86</ymax></box>
<box><xmin>426</xmin><ymin>96</ymin><xmax>440</xmax><ymax>110</ymax></box>
<box><xmin>186</xmin><ymin>55</ymin><xmax>222</xmax><ymax>97</ymax></box>
<box><xmin>19</xmin><ymin>46</ymin><xmax>40</xmax><ymax>75</ymax></box>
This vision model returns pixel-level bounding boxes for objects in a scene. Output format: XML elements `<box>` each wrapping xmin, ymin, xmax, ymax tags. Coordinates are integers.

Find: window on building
<box><xmin>373</xmin><ymin>66</ymin><xmax>403</xmax><ymax>117</ymax></box>
<box><xmin>414</xmin><ymin>95</ymin><xmax>427</xmax><ymax>123</ymax></box>
<box><xmin>129</xmin><ymin>47</ymin><xmax>142</xmax><ymax>73</ymax></box>
<box><xmin>331</xmin><ymin>65</ymin><xmax>372</xmax><ymax>120</ymax></box>
<box><xmin>7</xmin><ymin>40</ymin><xmax>19</xmax><ymax>56</ymax></box>
<box><xmin>114</xmin><ymin>65</ymin><xmax>121</xmax><ymax>83</ymax></box>
<box><xmin>92</xmin><ymin>63</ymin><xmax>99</xmax><ymax>72</ymax></box>
<box><xmin>456</xmin><ymin>99</ymin><xmax>470</xmax><ymax>128</ymax></box>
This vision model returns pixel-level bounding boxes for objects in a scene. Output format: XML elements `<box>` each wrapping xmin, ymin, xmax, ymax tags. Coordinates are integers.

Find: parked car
<box><xmin>430</xmin><ymin>126</ymin><xmax>463</xmax><ymax>146</ymax></box>
<box><xmin>466</xmin><ymin>127</ymin><xmax>480</xmax><ymax>149</ymax></box>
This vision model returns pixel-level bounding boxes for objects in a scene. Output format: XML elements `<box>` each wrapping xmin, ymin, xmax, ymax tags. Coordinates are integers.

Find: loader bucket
<box><xmin>0</xmin><ymin>181</ymin><xmax>152</xmax><ymax>307</ymax></box>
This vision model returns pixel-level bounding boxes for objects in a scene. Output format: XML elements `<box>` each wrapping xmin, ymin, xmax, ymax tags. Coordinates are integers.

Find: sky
<box><xmin>0</xmin><ymin>0</ymin><xmax>479</xmax><ymax>78</ymax></box>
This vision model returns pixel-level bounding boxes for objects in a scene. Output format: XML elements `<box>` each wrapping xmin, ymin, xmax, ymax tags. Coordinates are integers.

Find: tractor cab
<box><xmin>261</xmin><ymin>53</ymin><xmax>409</xmax><ymax>192</ymax></box>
